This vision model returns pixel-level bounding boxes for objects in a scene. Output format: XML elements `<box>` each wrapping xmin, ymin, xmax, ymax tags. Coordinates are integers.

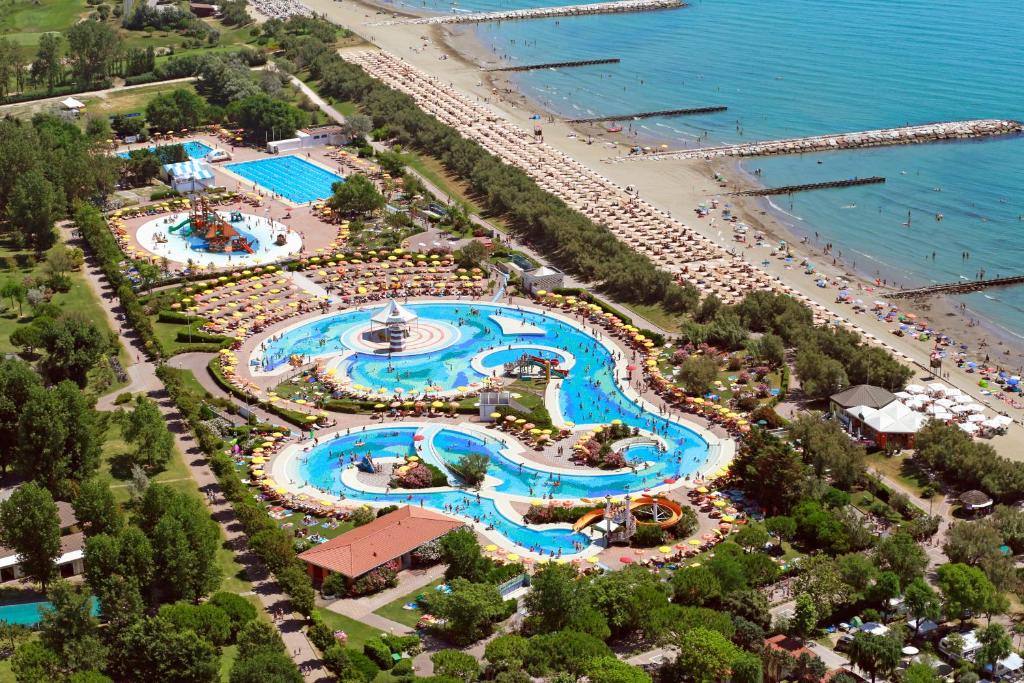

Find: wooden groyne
<box><xmin>371</xmin><ymin>0</ymin><xmax>685</xmax><ymax>25</ymax></box>
<box><xmin>732</xmin><ymin>176</ymin><xmax>885</xmax><ymax>197</ymax></box>
<box><xmin>567</xmin><ymin>105</ymin><xmax>727</xmax><ymax>124</ymax></box>
<box><xmin>487</xmin><ymin>58</ymin><xmax>621</xmax><ymax>73</ymax></box>
<box><xmin>888</xmin><ymin>274</ymin><xmax>1024</xmax><ymax>299</ymax></box>
<box><xmin>610</xmin><ymin>119</ymin><xmax>1024</xmax><ymax>161</ymax></box>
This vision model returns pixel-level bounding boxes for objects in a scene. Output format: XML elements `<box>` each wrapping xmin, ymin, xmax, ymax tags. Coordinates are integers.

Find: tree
<box><xmin>343</xmin><ymin>113</ymin><xmax>372</xmax><ymax>140</ymax></box>
<box><xmin>765</xmin><ymin>515</ymin><xmax>796</xmax><ymax>541</ymax></box>
<box><xmin>731</xmin><ymin>429</ymin><xmax>807</xmax><ymax>514</ymax></box>
<box><xmin>439</xmin><ymin>528</ymin><xmax>488</xmax><ymax>582</ymax></box>
<box><xmin>791</xmin><ymin>593</ymin><xmax>818</xmax><ymax>642</ymax></box>
<box><xmin>523</xmin><ymin>562</ymin><xmax>592</xmax><ymax>634</ymax></box>
<box><xmin>748</xmin><ymin>333</ymin><xmax>785</xmax><ymax>368</ymax></box>
<box><xmin>795</xmin><ymin>348</ymin><xmax>848</xmax><ymax>399</ymax></box>
<box><xmin>671</xmin><ymin>565</ymin><xmax>720</xmax><ymax>606</ymax></box>
<box><xmin>119</xmin><ymin>397</ymin><xmax>175</xmax><ymax>472</ymax></box>
<box><xmin>32</xmin><ymin>33</ymin><xmax>64</xmax><ymax>92</ymax></box>
<box><xmin>145</xmin><ymin>486</ymin><xmax>222</xmax><ymax>602</ymax></box>
<box><xmin>0</xmin><ymin>359</ymin><xmax>40</xmax><ymax>473</ymax></box>
<box><xmin>16</xmin><ymin>381</ymin><xmax>103</xmax><ymax>494</ymax></box>
<box><xmin>195</xmin><ymin>54</ymin><xmax>259</xmax><ymax>105</ymax></box>
<box><xmin>448</xmin><ymin>453</ymin><xmax>490</xmax><ymax>489</ymax></box>
<box><xmin>74</xmin><ymin>477</ymin><xmax>124</xmax><ymax>536</ymax></box>
<box><xmin>676</xmin><ymin>355</ymin><xmax>719</xmax><ymax>396</ymax></box>
<box><xmin>158</xmin><ymin>602</ymin><xmax>231</xmax><ymax>646</ymax></box>
<box><xmin>792</xmin><ymin>555</ymin><xmax>850</xmax><ymax>620</ymax></box>
<box><xmin>977</xmin><ymin>623</ymin><xmax>1013</xmax><ymax>676</ymax></box>
<box><xmin>227</xmin><ymin>93</ymin><xmax>307</xmax><ymax>141</ymax></box>
<box><xmin>586</xmin><ymin>656</ymin><xmax>652</xmax><ymax>683</ymax></box>
<box><xmin>39</xmin><ymin>313</ymin><xmax>109</xmax><ymax>386</ymax></box>
<box><xmin>230</xmin><ymin>648</ymin><xmax>302</xmax><ymax>683</ymax></box>
<box><xmin>66</xmin><ymin>20</ymin><xmax>121</xmax><ymax>85</ymax></box>
<box><xmin>876</xmin><ymin>532</ymin><xmax>929</xmax><ymax>584</ymax></box>
<box><xmin>589</xmin><ymin>565</ymin><xmax>667</xmax><ymax>637</ymax></box>
<box><xmin>6</xmin><ymin>168</ymin><xmax>64</xmax><ymax>250</ymax></box>
<box><xmin>788</xmin><ymin>412</ymin><xmax>866</xmax><ymax>488</ymax></box>
<box><xmin>944</xmin><ymin>521</ymin><xmax>1003</xmax><ymax>567</ymax></box>
<box><xmin>0</xmin><ymin>483</ymin><xmax>62</xmax><ymax>589</ymax></box>
<box><xmin>734</xmin><ymin>522</ymin><xmax>770</xmax><ymax>552</ymax></box>
<box><xmin>484</xmin><ymin>634</ymin><xmax>529</xmax><ymax>676</ymax></box>
<box><xmin>904</xmin><ymin>661</ymin><xmax>943</xmax><ymax>683</ymax></box>
<box><xmin>429</xmin><ymin>579</ymin><xmax>508</xmax><ymax>645</ymax></box>
<box><xmin>673</xmin><ymin>627</ymin><xmax>740</xmax><ymax>681</ymax></box>
<box><xmin>328</xmin><ymin>174</ymin><xmax>385</xmax><ymax>217</ymax></box>
<box><xmin>902</xmin><ymin>579</ymin><xmax>939</xmax><ymax>636</ymax></box>
<box><xmin>867</xmin><ymin>571</ymin><xmax>901</xmax><ymax>608</ymax></box>
<box><xmin>38</xmin><ymin>580</ymin><xmax>107</xmax><ymax>676</ymax></box>
<box><xmin>454</xmin><ymin>240</ymin><xmax>488</xmax><ymax>269</ymax></box>
<box><xmin>848</xmin><ymin>632</ymin><xmax>901</xmax><ymax>683</ymax></box>
<box><xmin>10</xmin><ymin>641</ymin><xmax>61</xmax><ymax>682</ymax></box>
<box><xmin>525</xmin><ymin>630</ymin><xmax>612</xmax><ymax>678</ymax></box>
<box><xmin>144</xmin><ymin>89</ymin><xmax>208</xmax><ymax>132</ymax></box>
<box><xmin>109</xmin><ymin>615</ymin><xmax>219</xmax><ymax>682</ymax></box>
<box><xmin>837</xmin><ymin>552</ymin><xmax>878</xmax><ymax>600</ymax></box>
<box><xmin>937</xmin><ymin>563</ymin><xmax>1000</xmax><ymax>624</ymax></box>
<box><xmin>431</xmin><ymin>650</ymin><xmax>480</xmax><ymax>681</ymax></box>
<box><xmin>1</xmin><ymin>279</ymin><xmax>26</xmax><ymax>317</ymax></box>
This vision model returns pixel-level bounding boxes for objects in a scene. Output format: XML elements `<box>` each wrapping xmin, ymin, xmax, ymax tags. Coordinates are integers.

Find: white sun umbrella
<box><xmin>905</xmin><ymin>384</ymin><xmax>926</xmax><ymax>395</ymax></box>
<box><xmin>954</xmin><ymin>393</ymin><xmax>973</xmax><ymax>404</ymax></box>
<box><xmin>928</xmin><ymin>382</ymin><xmax>948</xmax><ymax>396</ymax></box>
<box><xmin>991</xmin><ymin>415</ymin><xmax>1014</xmax><ymax>427</ymax></box>
<box><xmin>926</xmin><ymin>404</ymin><xmax>946</xmax><ymax>415</ymax></box>
<box><xmin>964</xmin><ymin>403</ymin><xmax>986</xmax><ymax>413</ymax></box>
<box><xmin>894</xmin><ymin>391</ymin><xmax>912</xmax><ymax>400</ymax></box>
<box><xmin>946</xmin><ymin>387</ymin><xmax>965</xmax><ymax>398</ymax></box>
<box><xmin>958</xmin><ymin>422</ymin><xmax>979</xmax><ymax>434</ymax></box>
<box><xmin>967</xmin><ymin>414</ymin><xmax>987</xmax><ymax>423</ymax></box>
<box><xmin>950</xmin><ymin>405</ymin><xmax>972</xmax><ymax>415</ymax></box>
<box><xmin>934</xmin><ymin>411</ymin><xmax>954</xmax><ymax>421</ymax></box>
<box><xmin>982</xmin><ymin>418</ymin><xmax>1003</xmax><ymax>429</ymax></box>
<box><xmin>934</xmin><ymin>398</ymin><xmax>955</xmax><ymax>408</ymax></box>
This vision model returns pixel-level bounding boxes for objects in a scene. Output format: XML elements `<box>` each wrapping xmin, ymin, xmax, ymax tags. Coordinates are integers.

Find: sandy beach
<box><xmin>300</xmin><ymin>0</ymin><xmax>1024</xmax><ymax>458</ymax></box>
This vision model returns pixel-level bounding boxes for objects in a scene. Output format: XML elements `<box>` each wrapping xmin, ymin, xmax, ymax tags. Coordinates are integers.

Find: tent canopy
<box><xmin>60</xmin><ymin>97</ymin><xmax>85</xmax><ymax>110</ymax></box>
<box><xmin>163</xmin><ymin>160</ymin><xmax>213</xmax><ymax>181</ymax></box>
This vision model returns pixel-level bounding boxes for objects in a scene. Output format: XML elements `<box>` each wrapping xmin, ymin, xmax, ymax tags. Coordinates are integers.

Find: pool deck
<box><xmin>112</xmin><ymin>134</ymin><xmax>354</xmax><ymax>269</ymax></box>
<box><xmin>254</xmin><ymin>296</ymin><xmax>735</xmax><ymax>559</ymax></box>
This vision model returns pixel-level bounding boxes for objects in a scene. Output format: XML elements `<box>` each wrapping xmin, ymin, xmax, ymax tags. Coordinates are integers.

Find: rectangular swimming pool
<box><xmin>117</xmin><ymin>140</ymin><xmax>213</xmax><ymax>160</ymax></box>
<box><xmin>225</xmin><ymin>155</ymin><xmax>344</xmax><ymax>204</ymax></box>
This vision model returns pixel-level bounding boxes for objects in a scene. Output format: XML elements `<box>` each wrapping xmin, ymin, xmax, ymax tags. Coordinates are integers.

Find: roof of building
<box><xmin>298</xmin><ymin>506</ymin><xmax>463</xmax><ymax>578</ymax></box>
<box><xmin>527</xmin><ymin>265</ymin><xmax>560</xmax><ymax>277</ymax></box>
<box><xmin>301</xmin><ymin>125</ymin><xmax>344</xmax><ymax>135</ymax></box>
<box><xmin>371</xmin><ymin>299</ymin><xmax>418</xmax><ymax>326</ymax></box>
<box><xmin>61</xmin><ymin>97</ymin><xmax>85</xmax><ymax>109</ymax></box>
<box><xmin>831</xmin><ymin>384</ymin><xmax>897</xmax><ymax>409</ymax></box>
<box><xmin>163</xmin><ymin>159</ymin><xmax>213</xmax><ymax>180</ymax></box>
<box><xmin>0</xmin><ymin>532</ymin><xmax>85</xmax><ymax>570</ymax></box>
<box><xmin>849</xmin><ymin>401</ymin><xmax>926</xmax><ymax>435</ymax></box>
<box><xmin>764</xmin><ymin>634</ymin><xmax>814</xmax><ymax>659</ymax></box>
<box><xmin>55</xmin><ymin>501</ymin><xmax>78</xmax><ymax>529</ymax></box>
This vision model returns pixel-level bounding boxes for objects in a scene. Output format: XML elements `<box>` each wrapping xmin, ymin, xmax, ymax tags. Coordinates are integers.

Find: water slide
<box><xmin>572</xmin><ymin>495</ymin><xmax>684</xmax><ymax>532</ymax></box>
<box><xmin>526</xmin><ymin>354</ymin><xmax>569</xmax><ymax>378</ymax></box>
<box><xmin>234</xmin><ymin>239</ymin><xmax>254</xmax><ymax>254</ymax></box>
<box><xmin>168</xmin><ymin>218</ymin><xmax>191</xmax><ymax>235</ymax></box>
<box><xmin>357</xmin><ymin>453</ymin><xmax>375</xmax><ymax>473</ymax></box>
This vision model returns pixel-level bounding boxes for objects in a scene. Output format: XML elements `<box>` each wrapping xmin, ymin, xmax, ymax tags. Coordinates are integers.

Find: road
<box><xmin>66</xmin><ymin>224</ymin><xmax>330</xmax><ymax>682</ymax></box>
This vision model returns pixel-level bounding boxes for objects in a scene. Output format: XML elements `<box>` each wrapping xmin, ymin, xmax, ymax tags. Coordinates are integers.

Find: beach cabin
<box><xmin>298</xmin><ymin>506</ymin><xmax>463</xmax><ymax>589</ymax></box>
<box><xmin>161</xmin><ymin>160</ymin><xmax>215</xmax><ymax>193</ymax></box>
<box><xmin>521</xmin><ymin>265</ymin><xmax>564</xmax><ymax>295</ymax></box>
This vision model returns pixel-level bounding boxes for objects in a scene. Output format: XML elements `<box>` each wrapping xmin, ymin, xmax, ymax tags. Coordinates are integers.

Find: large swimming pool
<box><xmin>226</xmin><ymin>156</ymin><xmax>344</xmax><ymax>204</ymax></box>
<box><xmin>117</xmin><ymin>140</ymin><xmax>213</xmax><ymax>160</ymax></box>
<box><xmin>0</xmin><ymin>597</ymin><xmax>99</xmax><ymax>626</ymax></box>
<box><xmin>265</xmin><ymin>302</ymin><xmax>716</xmax><ymax>554</ymax></box>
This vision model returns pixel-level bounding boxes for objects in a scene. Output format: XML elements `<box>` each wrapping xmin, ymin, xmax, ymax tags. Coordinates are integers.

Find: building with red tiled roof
<box><xmin>299</xmin><ymin>506</ymin><xmax>463</xmax><ymax>585</ymax></box>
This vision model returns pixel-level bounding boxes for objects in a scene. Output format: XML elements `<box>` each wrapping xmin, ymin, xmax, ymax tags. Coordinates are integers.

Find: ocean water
<box><xmin>389</xmin><ymin>0</ymin><xmax>1024</xmax><ymax>339</ymax></box>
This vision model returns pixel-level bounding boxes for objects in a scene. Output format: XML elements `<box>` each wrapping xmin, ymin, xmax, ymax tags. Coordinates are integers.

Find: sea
<box><xmin>386</xmin><ymin>0</ymin><xmax>1024</xmax><ymax>339</ymax></box>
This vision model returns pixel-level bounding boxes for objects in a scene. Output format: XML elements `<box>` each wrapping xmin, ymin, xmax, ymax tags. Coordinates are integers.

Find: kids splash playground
<box><xmin>231</xmin><ymin>299</ymin><xmax>734</xmax><ymax>560</ymax></box>
<box><xmin>135</xmin><ymin>196</ymin><xmax>301</xmax><ymax>268</ymax></box>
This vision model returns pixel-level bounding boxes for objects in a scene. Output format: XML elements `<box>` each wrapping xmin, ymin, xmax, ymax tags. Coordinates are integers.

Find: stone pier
<box><xmin>369</xmin><ymin>0</ymin><xmax>685</xmax><ymax>26</ymax></box>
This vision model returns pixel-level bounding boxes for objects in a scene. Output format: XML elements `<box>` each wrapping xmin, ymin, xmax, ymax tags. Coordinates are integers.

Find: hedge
<box><xmin>75</xmin><ymin>203</ymin><xmax>162</xmax><ymax>359</ymax></box>
<box><xmin>206</xmin><ymin>358</ymin><xmax>310</xmax><ymax>427</ymax></box>
<box><xmin>157</xmin><ymin>365</ymin><xmax>316</xmax><ymax>616</ymax></box>
<box><xmin>550</xmin><ymin>287</ymin><xmax>665</xmax><ymax>345</ymax></box>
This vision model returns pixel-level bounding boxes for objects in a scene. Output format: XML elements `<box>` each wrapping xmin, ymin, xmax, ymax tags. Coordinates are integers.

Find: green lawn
<box><xmin>315</xmin><ymin>609</ymin><xmax>391</xmax><ymax>650</ymax></box>
<box><xmin>0</xmin><ymin>0</ymin><xmax>88</xmax><ymax>50</ymax></box>
<box><xmin>864</xmin><ymin>451</ymin><xmax>936</xmax><ymax>499</ymax></box>
<box><xmin>80</xmin><ymin>82</ymin><xmax>199</xmax><ymax>118</ymax></box>
<box><xmin>627</xmin><ymin>302</ymin><xmax>682</xmax><ymax>334</ymax></box>
<box><xmin>372</xmin><ymin>577</ymin><xmax>444</xmax><ymax>628</ymax></box>
<box><xmin>219</xmin><ymin>644</ymin><xmax>239</xmax><ymax>681</ymax></box>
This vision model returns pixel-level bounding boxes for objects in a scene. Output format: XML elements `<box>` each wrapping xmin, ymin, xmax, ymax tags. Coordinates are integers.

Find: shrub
<box><xmin>364</xmin><ymin>637</ymin><xmax>393</xmax><ymax>669</ymax></box>
<box><xmin>350</xmin><ymin>505</ymin><xmax>375</xmax><ymax>527</ymax></box>
<box><xmin>209</xmin><ymin>591</ymin><xmax>257</xmax><ymax>639</ymax></box>
<box><xmin>632</xmin><ymin>524</ymin><xmax>665</xmax><ymax>547</ymax></box>
<box><xmin>411</xmin><ymin>538</ymin><xmax>442</xmax><ymax>566</ymax></box>
<box><xmin>349</xmin><ymin>565</ymin><xmax>398</xmax><ymax>597</ymax></box>
<box><xmin>321</xmin><ymin>572</ymin><xmax>347</xmax><ymax>598</ymax></box>
<box><xmin>392</xmin><ymin>659</ymin><xmax>413</xmax><ymax>676</ymax></box>
<box><xmin>382</xmin><ymin>634</ymin><xmax>421</xmax><ymax>656</ymax></box>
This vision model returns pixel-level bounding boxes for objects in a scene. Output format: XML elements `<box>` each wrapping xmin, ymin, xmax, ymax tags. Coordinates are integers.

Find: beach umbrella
<box><xmin>484</xmin><ymin>544</ymin><xmax>498</xmax><ymax>552</ymax></box>
<box><xmin>687</xmin><ymin>539</ymin><xmax>701</xmax><ymax>546</ymax></box>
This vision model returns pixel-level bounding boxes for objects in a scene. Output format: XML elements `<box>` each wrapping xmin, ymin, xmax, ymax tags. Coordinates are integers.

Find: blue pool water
<box><xmin>0</xmin><ymin>597</ymin><xmax>100</xmax><ymax>626</ymax></box>
<box><xmin>270</xmin><ymin>302</ymin><xmax>711</xmax><ymax>553</ymax></box>
<box><xmin>393</xmin><ymin>0</ymin><xmax>1024</xmax><ymax>341</ymax></box>
<box><xmin>117</xmin><ymin>140</ymin><xmax>213</xmax><ymax>160</ymax></box>
<box><xmin>226</xmin><ymin>156</ymin><xmax>344</xmax><ymax>204</ymax></box>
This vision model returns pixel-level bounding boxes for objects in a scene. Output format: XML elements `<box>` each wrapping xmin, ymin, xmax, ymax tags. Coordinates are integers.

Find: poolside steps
<box><xmin>567</xmin><ymin>105</ymin><xmax>727</xmax><ymax>124</ymax></box>
<box><xmin>887</xmin><ymin>274</ymin><xmax>1024</xmax><ymax>300</ymax></box>
<box><xmin>730</xmin><ymin>176</ymin><xmax>885</xmax><ymax>197</ymax></box>
<box><xmin>609</xmin><ymin>119</ymin><xmax>1024</xmax><ymax>161</ymax></box>
<box><xmin>369</xmin><ymin>0</ymin><xmax>685</xmax><ymax>25</ymax></box>
<box><xmin>487</xmin><ymin>58</ymin><xmax>621</xmax><ymax>73</ymax></box>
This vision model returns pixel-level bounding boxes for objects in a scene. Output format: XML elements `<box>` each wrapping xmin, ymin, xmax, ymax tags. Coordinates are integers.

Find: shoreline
<box><xmin>301</xmin><ymin>0</ymin><xmax>1024</xmax><ymax>457</ymax></box>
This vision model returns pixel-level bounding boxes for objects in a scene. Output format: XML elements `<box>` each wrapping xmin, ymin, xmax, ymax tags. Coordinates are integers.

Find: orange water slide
<box><xmin>571</xmin><ymin>495</ymin><xmax>683</xmax><ymax>532</ymax></box>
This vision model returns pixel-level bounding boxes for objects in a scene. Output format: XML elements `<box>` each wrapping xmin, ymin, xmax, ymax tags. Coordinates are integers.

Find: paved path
<box><xmin>326</xmin><ymin>564</ymin><xmax>445</xmax><ymax>619</ymax></box>
<box><xmin>64</xmin><ymin>225</ymin><xmax>330</xmax><ymax>681</ymax></box>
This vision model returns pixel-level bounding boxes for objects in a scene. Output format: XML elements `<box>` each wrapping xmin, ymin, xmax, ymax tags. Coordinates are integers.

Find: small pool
<box><xmin>117</xmin><ymin>140</ymin><xmax>213</xmax><ymax>160</ymax></box>
<box><xmin>136</xmin><ymin>211</ymin><xmax>302</xmax><ymax>267</ymax></box>
<box><xmin>0</xmin><ymin>597</ymin><xmax>99</xmax><ymax>626</ymax></box>
<box><xmin>226</xmin><ymin>156</ymin><xmax>344</xmax><ymax>204</ymax></box>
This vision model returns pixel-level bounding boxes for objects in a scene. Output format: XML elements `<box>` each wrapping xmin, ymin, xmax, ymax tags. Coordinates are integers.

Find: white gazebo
<box><xmin>60</xmin><ymin>97</ymin><xmax>86</xmax><ymax>117</ymax></box>
<box><xmin>370</xmin><ymin>299</ymin><xmax>418</xmax><ymax>353</ymax></box>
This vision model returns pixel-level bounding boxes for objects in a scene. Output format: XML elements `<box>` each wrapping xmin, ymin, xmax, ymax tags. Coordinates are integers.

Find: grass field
<box><xmin>0</xmin><ymin>0</ymin><xmax>88</xmax><ymax>50</ymax></box>
<box><xmin>315</xmin><ymin>609</ymin><xmax>391</xmax><ymax>650</ymax></box>
<box><xmin>627</xmin><ymin>302</ymin><xmax>682</xmax><ymax>334</ymax></box>
<box><xmin>864</xmin><ymin>451</ymin><xmax>936</xmax><ymax>499</ymax></box>
<box><xmin>372</xmin><ymin>577</ymin><xmax>444</xmax><ymax>628</ymax></box>
<box><xmin>80</xmin><ymin>82</ymin><xmax>199</xmax><ymax>118</ymax></box>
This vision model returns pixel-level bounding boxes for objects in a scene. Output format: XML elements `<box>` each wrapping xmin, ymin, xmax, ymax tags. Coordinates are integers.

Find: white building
<box><xmin>521</xmin><ymin>265</ymin><xmax>564</xmax><ymax>295</ymax></box>
<box><xmin>162</xmin><ymin>160</ymin><xmax>216</xmax><ymax>193</ymax></box>
<box><xmin>267</xmin><ymin>125</ymin><xmax>348</xmax><ymax>154</ymax></box>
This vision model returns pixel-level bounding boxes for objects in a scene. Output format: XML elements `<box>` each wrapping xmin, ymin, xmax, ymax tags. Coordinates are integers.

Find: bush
<box><xmin>349</xmin><ymin>566</ymin><xmax>398</xmax><ymax>597</ymax></box>
<box><xmin>307</xmin><ymin>618</ymin><xmax>335</xmax><ymax>653</ymax></box>
<box><xmin>632</xmin><ymin>524</ymin><xmax>666</xmax><ymax>547</ymax></box>
<box><xmin>321</xmin><ymin>572</ymin><xmax>347</xmax><ymax>598</ymax></box>
<box><xmin>364</xmin><ymin>637</ymin><xmax>393</xmax><ymax>670</ymax></box>
<box><xmin>350</xmin><ymin>505</ymin><xmax>375</xmax><ymax>527</ymax></box>
<box><xmin>382</xmin><ymin>634</ymin><xmax>421</xmax><ymax>656</ymax></box>
<box><xmin>392</xmin><ymin>659</ymin><xmax>413</xmax><ymax>676</ymax></box>
<box><xmin>114</xmin><ymin>391</ymin><xmax>134</xmax><ymax>405</ymax></box>
<box><xmin>209</xmin><ymin>591</ymin><xmax>258</xmax><ymax>639</ymax></box>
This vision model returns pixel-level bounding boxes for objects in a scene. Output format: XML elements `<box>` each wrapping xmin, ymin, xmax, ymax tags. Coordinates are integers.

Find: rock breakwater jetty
<box><xmin>487</xmin><ymin>58</ymin><xmax>621</xmax><ymax>73</ymax></box>
<box><xmin>370</xmin><ymin>0</ymin><xmax>684</xmax><ymax>25</ymax></box>
<box><xmin>610</xmin><ymin>119</ymin><xmax>1024</xmax><ymax>161</ymax></box>
<box><xmin>567</xmin><ymin>105</ymin><xmax>727</xmax><ymax>124</ymax></box>
<box><xmin>731</xmin><ymin>176</ymin><xmax>885</xmax><ymax>197</ymax></box>
<box><xmin>888</xmin><ymin>274</ymin><xmax>1024</xmax><ymax>300</ymax></box>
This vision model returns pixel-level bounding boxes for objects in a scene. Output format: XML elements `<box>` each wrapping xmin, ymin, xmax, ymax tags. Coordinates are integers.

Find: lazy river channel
<box><xmin>262</xmin><ymin>302</ymin><xmax>717</xmax><ymax>554</ymax></box>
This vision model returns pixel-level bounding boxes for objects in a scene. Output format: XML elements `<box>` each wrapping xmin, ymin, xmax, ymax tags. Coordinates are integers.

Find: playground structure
<box><xmin>357</xmin><ymin>453</ymin><xmax>377</xmax><ymax>474</ymax></box>
<box><xmin>169</xmin><ymin>197</ymin><xmax>254</xmax><ymax>254</ymax></box>
<box><xmin>504</xmin><ymin>353</ymin><xmax>569</xmax><ymax>381</ymax></box>
<box><xmin>573</xmin><ymin>494</ymin><xmax>683</xmax><ymax>543</ymax></box>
